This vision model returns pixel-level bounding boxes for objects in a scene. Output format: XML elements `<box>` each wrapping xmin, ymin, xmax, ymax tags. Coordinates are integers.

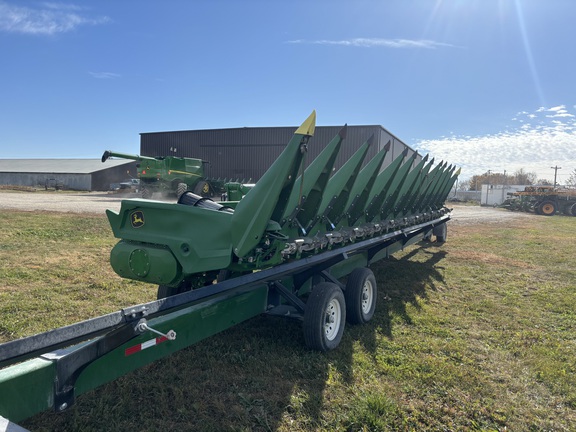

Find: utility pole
<box><xmin>551</xmin><ymin>166</ymin><xmax>562</xmax><ymax>187</ymax></box>
<box><xmin>502</xmin><ymin>170</ymin><xmax>507</xmax><ymax>203</ymax></box>
<box><xmin>485</xmin><ymin>170</ymin><xmax>491</xmax><ymax>205</ymax></box>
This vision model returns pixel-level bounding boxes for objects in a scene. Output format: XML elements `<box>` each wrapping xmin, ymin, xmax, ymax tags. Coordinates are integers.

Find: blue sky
<box><xmin>1</xmin><ymin>0</ymin><xmax>575</xmax><ymax>183</ymax></box>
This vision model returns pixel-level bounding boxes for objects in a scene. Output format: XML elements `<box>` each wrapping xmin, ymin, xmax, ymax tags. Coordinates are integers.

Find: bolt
<box><xmin>59</xmin><ymin>403</ymin><xmax>68</xmax><ymax>411</ymax></box>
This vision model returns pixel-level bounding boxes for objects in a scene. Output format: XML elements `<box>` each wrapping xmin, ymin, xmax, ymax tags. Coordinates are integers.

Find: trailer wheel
<box><xmin>303</xmin><ymin>282</ymin><xmax>346</xmax><ymax>351</ymax></box>
<box><xmin>538</xmin><ymin>200</ymin><xmax>556</xmax><ymax>216</ymax></box>
<box><xmin>433</xmin><ymin>223</ymin><xmax>448</xmax><ymax>243</ymax></box>
<box><xmin>345</xmin><ymin>267</ymin><xmax>377</xmax><ymax>324</ymax></box>
<box><xmin>570</xmin><ymin>203</ymin><xmax>576</xmax><ymax>217</ymax></box>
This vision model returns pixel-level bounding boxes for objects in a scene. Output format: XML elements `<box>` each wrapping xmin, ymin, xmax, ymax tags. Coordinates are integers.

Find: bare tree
<box><xmin>566</xmin><ymin>169</ymin><xmax>576</xmax><ymax>188</ymax></box>
<box><xmin>466</xmin><ymin>168</ymin><xmax>540</xmax><ymax>190</ymax></box>
<box><xmin>512</xmin><ymin>168</ymin><xmax>537</xmax><ymax>185</ymax></box>
<box><xmin>457</xmin><ymin>179</ymin><xmax>471</xmax><ymax>191</ymax></box>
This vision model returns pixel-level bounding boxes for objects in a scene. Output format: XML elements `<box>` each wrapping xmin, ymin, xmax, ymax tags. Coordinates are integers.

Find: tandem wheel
<box><xmin>433</xmin><ymin>223</ymin><xmax>448</xmax><ymax>243</ymax></box>
<box><xmin>303</xmin><ymin>282</ymin><xmax>346</xmax><ymax>352</ymax></box>
<box><xmin>345</xmin><ymin>267</ymin><xmax>377</xmax><ymax>325</ymax></box>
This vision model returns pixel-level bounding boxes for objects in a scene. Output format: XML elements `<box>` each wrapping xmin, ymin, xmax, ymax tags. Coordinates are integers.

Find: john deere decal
<box><xmin>131</xmin><ymin>211</ymin><xmax>145</xmax><ymax>228</ymax></box>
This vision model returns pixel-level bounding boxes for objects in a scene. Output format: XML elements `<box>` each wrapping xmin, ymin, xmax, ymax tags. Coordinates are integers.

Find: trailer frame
<box><xmin>0</xmin><ymin>212</ymin><xmax>450</xmax><ymax>427</ymax></box>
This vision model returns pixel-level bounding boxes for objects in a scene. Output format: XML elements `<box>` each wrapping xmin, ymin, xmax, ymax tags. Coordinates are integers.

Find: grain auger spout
<box><xmin>101</xmin><ymin>150</ymin><xmax>158</xmax><ymax>163</ymax></box>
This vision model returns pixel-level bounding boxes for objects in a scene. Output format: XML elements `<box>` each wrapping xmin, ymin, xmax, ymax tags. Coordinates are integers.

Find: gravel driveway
<box><xmin>445</xmin><ymin>203</ymin><xmax>533</xmax><ymax>225</ymax></box>
<box><xmin>0</xmin><ymin>191</ymin><xmax>133</xmax><ymax>215</ymax></box>
<box><xmin>0</xmin><ymin>191</ymin><xmax>533</xmax><ymax>225</ymax></box>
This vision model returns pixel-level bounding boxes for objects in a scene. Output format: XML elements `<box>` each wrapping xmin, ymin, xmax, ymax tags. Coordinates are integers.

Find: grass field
<box><xmin>0</xmin><ymin>207</ymin><xmax>574</xmax><ymax>431</ymax></box>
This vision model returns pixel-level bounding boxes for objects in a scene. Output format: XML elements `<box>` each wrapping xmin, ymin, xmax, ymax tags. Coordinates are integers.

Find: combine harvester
<box><xmin>101</xmin><ymin>150</ymin><xmax>226</xmax><ymax>198</ymax></box>
<box><xmin>0</xmin><ymin>112</ymin><xmax>458</xmax><ymax>429</ymax></box>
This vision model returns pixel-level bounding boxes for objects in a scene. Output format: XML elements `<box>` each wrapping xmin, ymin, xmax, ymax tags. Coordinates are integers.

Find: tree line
<box><xmin>459</xmin><ymin>168</ymin><xmax>576</xmax><ymax>191</ymax></box>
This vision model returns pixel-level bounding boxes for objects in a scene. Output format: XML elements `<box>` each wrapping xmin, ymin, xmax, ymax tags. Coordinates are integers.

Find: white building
<box><xmin>481</xmin><ymin>184</ymin><xmax>526</xmax><ymax>206</ymax></box>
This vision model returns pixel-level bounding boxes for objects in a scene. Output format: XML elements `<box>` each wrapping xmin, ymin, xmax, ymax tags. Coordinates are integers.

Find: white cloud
<box><xmin>548</xmin><ymin>105</ymin><xmax>565</xmax><ymax>112</ymax></box>
<box><xmin>89</xmin><ymin>72</ymin><xmax>120</xmax><ymax>79</ymax></box>
<box><xmin>0</xmin><ymin>1</ymin><xmax>110</xmax><ymax>35</ymax></box>
<box><xmin>416</xmin><ymin>106</ymin><xmax>576</xmax><ymax>184</ymax></box>
<box><xmin>287</xmin><ymin>38</ymin><xmax>456</xmax><ymax>49</ymax></box>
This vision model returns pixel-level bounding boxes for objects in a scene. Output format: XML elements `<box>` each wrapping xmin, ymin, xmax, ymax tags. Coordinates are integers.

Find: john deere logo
<box><xmin>131</xmin><ymin>211</ymin><xmax>145</xmax><ymax>228</ymax></box>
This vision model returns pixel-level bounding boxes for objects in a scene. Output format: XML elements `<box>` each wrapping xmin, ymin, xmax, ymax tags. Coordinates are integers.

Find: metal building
<box><xmin>140</xmin><ymin>125</ymin><xmax>421</xmax><ymax>182</ymax></box>
<box><xmin>0</xmin><ymin>159</ymin><xmax>138</xmax><ymax>191</ymax></box>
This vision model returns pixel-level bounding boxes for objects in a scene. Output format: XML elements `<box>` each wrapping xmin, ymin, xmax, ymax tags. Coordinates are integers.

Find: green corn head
<box><xmin>106</xmin><ymin>111</ymin><xmax>459</xmax><ymax>290</ymax></box>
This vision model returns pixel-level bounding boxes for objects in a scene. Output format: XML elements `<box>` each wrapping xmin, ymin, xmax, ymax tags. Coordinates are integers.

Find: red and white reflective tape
<box><xmin>125</xmin><ymin>336</ymin><xmax>169</xmax><ymax>356</ymax></box>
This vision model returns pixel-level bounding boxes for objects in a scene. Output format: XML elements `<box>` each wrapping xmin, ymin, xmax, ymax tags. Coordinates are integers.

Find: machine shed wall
<box><xmin>0</xmin><ymin>172</ymin><xmax>92</xmax><ymax>190</ymax></box>
<box><xmin>91</xmin><ymin>162</ymin><xmax>139</xmax><ymax>191</ymax></box>
<box><xmin>140</xmin><ymin>125</ymin><xmax>421</xmax><ymax>182</ymax></box>
<box><xmin>0</xmin><ymin>160</ymin><xmax>138</xmax><ymax>191</ymax></box>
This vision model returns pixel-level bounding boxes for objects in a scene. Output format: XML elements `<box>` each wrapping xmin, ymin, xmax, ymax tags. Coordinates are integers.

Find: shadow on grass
<box><xmin>22</xmin><ymin>246</ymin><xmax>447</xmax><ymax>432</ymax></box>
<box><xmin>331</xmin><ymin>244</ymin><xmax>448</xmax><ymax>384</ymax></box>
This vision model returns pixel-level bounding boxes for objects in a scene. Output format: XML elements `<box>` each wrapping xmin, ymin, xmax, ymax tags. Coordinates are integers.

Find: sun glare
<box><xmin>513</xmin><ymin>0</ymin><xmax>545</xmax><ymax>106</ymax></box>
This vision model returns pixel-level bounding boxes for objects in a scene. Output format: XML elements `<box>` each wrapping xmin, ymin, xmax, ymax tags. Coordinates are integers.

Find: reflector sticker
<box><xmin>125</xmin><ymin>336</ymin><xmax>168</xmax><ymax>356</ymax></box>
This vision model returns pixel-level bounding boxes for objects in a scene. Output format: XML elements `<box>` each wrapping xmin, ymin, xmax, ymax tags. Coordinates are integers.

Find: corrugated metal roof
<box><xmin>0</xmin><ymin>159</ymin><xmax>133</xmax><ymax>174</ymax></box>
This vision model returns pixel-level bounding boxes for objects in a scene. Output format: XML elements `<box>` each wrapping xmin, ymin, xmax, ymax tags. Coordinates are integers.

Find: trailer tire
<box><xmin>303</xmin><ymin>282</ymin><xmax>346</xmax><ymax>351</ymax></box>
<box><xmin>569</xmin><ymin>203</ymin><xmax>576</xmax><ymax>217</ymax></box>
<box><xmin>345</xmin><ymin>267</ymin><xmax>377</xmax><ymax>324</ymax></box>
<box><xmin>538</xmin><ymin>200</ymin><xmax>556</xmax><ymax>216</ymax></box>
<box><xmin>433</xmin><ymin>223</ymin><xmax>448</xmax><ymax>243</ymax></box>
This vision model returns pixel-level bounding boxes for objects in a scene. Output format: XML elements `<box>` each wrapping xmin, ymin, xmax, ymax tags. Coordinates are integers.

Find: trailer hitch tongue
<box><xmin>135</xmin><ymin>320</ymin><xmax>177</xmax><ymax>341</ymax></box>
